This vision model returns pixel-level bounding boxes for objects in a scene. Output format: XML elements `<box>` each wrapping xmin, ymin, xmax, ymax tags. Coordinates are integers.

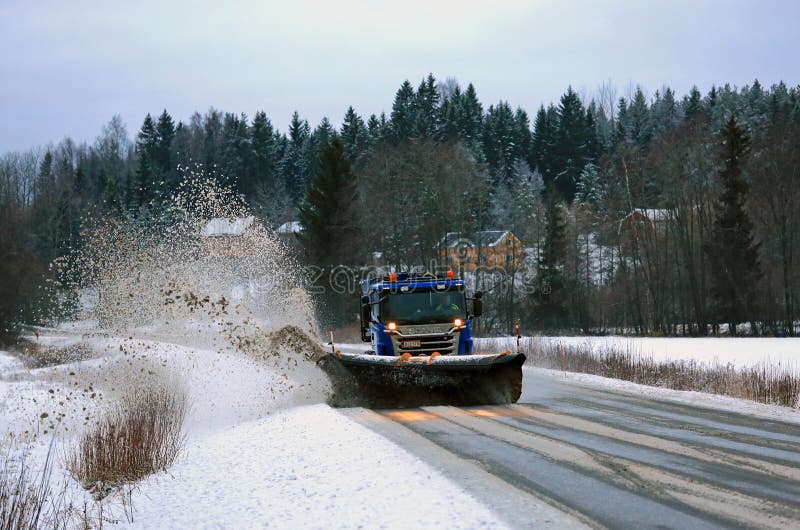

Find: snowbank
<box><xmin>127</xmin><ymin>404</ymin><xmax>506</xmax><ymax>529</ymax></box>
<box><xmin>479</xmin><ymin>336</ymin><xmax>800</xmax><ymax>372</ymax></box>
<box><xmin>1</xmin><ymin>332</ymin><xmax>507</xmax><ymax>529</ymax></box>
<box><xmin>524</xmin><ymin>366</ymin><xmax>800</xmax><ymax>424</ymax></box>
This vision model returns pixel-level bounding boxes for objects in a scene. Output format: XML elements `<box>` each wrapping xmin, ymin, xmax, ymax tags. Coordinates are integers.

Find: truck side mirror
<box><xmin>472</xmin><ymin>291</ymin><xmax>483</xmax><ymax>317</ymax></box>
<box><xmin>360</xmin><ymin>296</ymin><xmax>371</xmax><ymax>341</ymax></box>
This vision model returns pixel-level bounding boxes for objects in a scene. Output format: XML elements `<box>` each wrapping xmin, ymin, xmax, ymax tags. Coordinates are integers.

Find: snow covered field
<box><xmin>478</xmin><ymin>336</ymin><xmax>800</xmax><ymax>372</ymax></box>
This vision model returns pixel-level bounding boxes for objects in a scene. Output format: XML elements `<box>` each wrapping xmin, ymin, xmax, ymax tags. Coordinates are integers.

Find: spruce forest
<box><xmin>2</xmin><ymin>75</ymin><xmax>799</xmax><ymax>339</ymax></box>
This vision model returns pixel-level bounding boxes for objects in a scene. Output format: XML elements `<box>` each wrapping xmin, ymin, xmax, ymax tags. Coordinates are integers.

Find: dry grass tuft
<box><xmin>0</xmin><ymin>442</ymin><xmax>57</xmax><ymax>530</ymax></box>
<box><xmin>516</xmin><ymin>338</ymin><xmax>800</xmax><ymax>408</ymax></box>
<box><xmin>69</xmin><ymin>385</ymin><xmax>187</xmax><ymax>498</ymax></box>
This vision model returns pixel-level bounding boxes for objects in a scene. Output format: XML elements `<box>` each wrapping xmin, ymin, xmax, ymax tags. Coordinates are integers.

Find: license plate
<box><xmin>401</xmin><ymin>340</ymin><xmax>421</xmax><ymax>348</ymax></box>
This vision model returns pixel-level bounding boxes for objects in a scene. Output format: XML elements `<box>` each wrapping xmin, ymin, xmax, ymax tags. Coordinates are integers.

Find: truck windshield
<box><xmin>381</xmin><ymin>290</ymin><xmax>466</xmax><ymax>324</ymax></box>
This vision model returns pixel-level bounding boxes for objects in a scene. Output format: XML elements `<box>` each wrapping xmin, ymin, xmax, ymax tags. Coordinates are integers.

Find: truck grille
<box><xmin>399</xmin><ymin>323</ymin><xmax>452</xmax><ymax>335</ymax></box>
<box><xmin>393</xmin><ymin>331</ymin><xmax>457</xmax><ymax>355</ymax></box>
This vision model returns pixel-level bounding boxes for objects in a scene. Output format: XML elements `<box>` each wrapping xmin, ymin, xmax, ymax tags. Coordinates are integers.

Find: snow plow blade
<box><xmin>318</xmin><ymin>352</ymin><xmax>525</xmax><ymax>408</ymax></box>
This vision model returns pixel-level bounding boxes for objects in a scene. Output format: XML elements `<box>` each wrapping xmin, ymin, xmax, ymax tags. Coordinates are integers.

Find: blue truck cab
<box><xmin>359</xmin><ymin>272</ymin><xmax>483</xmax><ymax>356</ymax></box>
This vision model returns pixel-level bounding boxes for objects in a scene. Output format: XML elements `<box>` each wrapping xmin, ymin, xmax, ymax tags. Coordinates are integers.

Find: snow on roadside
<box><xmin>0</xmin><ymin>350</ymin><xmax>23</xmax><ymax>374</ymax></box>
<box><xmin>128</xmin><ymin>404</ymin><xmax>508</xmax><ymax>529</ymax></box>
<box><xmin>524</xmin><ymin>366</ymin><xmax>800</xmax><ymax>424</ymax></box>
<box><xmin>478</xmin><ymin>336</ymin><xmax>800</xmax><ymax>372</ymax></box>
<box><xmin>0</xmin><ymin>330</ymin><xmax>331</xmax><ymax>446</ymax></box>
<box><xmin>3</xmin><ymin>335</ymin><xmax>509</xmax><ymax>528</ymax></box>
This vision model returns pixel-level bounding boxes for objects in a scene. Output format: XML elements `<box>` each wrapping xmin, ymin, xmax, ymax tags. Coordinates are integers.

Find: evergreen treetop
<box><xmin>705</xmin><ymin>115</ymin><xmax>762</xmax><ymax>334</ymax></box>
<box><xmin>298</xmin><ymin>135</ymin><xmax>361</xmax><ymax>267</ymax></box>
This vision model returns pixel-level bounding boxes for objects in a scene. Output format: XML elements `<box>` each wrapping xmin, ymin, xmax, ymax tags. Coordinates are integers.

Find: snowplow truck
<box><xmin>319</xmin><ymin>272</ymin><xmax>525</xmax><ymax>408</ymax></box>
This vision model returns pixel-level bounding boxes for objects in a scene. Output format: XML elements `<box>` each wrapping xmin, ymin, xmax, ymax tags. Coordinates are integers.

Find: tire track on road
<box><xmin>416</xmin><ymin>406</ymin><xmax>799</xmax><ymax>529</ymax></box>
<box><xmin>352</xmin><ymin>370</ymin><xmax>800</xmax><ymax>528</ymax></box>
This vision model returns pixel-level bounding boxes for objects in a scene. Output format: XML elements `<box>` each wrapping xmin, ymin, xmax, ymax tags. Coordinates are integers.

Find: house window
<box><xmin>478</xmin><ymin>255</ymin><xmax>487</xmax><ymax>265</ymax></box>
<box><xmin>505</xmin><ymin>254</ymin><xmax>513</xmax><ymax>264</ymax></box>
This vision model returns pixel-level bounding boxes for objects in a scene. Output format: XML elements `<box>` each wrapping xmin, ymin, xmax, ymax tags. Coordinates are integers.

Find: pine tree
<box><xmin>628</xmin><ymin>87</ymin><xmax>651</xmax><ymax>146</ymax></box>
<box><xmin>340</xmin><ymin>106</ymin><xmax>369</xmax><ymax>162</ymax></box>
<box><xmin>684</xmin><ymin>86</ymin><xmax>703</xmax><ymax>120</ymax></box>
<box><xmin>135</xmin><ymin>114</ymin><xmax>158</xmax><ymax>206</ymax></box>
<box><xmin>220</xmin><ymin>112</ymin><xmax>251</xmax><ymax>193</ymax></box>
<box><xmin>436</xmin><ymin>84</ymin><xmax>460</xmax><ymax>141</ymax></box>
<box><xmin>284</xmin><ymin>111</ymin><xmax>310</xmax><ymax>202</ymax></box>
<box><xmin>705</xmin><ymin>115</ymin><xmax>762</xmax><ymax>335</ymax></box>
<box><xmin>534</xmin><ymin>192</ymin><xmax>569</xmax><ymax>329</ymax></box>
<box><xmin>203</xmin><ymin>109</ymin><xmax>223</xmax><ymax>173</ymax></box>
<box><xmin>366</xmin><ymin>113</ymin><xmax>381</xmax><ymax>140</ymax></box>
<box><xmin>366</xmin><ymin>112</ymin><xmax>391</xmax><ymax>144</ymax></box>
<box><xmin>552</xmin><ymin>86</ymin><xmax>589</xmax><ymax>202</ymax></box>
<box><xmin>298</xmin><ymin>135</ymin><xmax>360</xmax><ymax>267</ymax></box>
<box><xmin>614</xmin><ymin>98</ymin><xmax>629</xmax><ymax>144</ymax></box>
<box><xmin>482</xmin><ymin>101</ymin><xmax>521</xmax><ymax>185</ymax></box>
<box><xmin>532</xmin><ymin>105</ymin><xmax>554</xmax><ymax>185</ymax></box>
<box><xmin>707</xmin><ymin>85</ymin><xmax>718</xmax><ymax>112</ymax></box>
<box><xmin>576</xmin><ymin>162</ymin><xmax>602</xmax><ymax>205</ymax></box>
<box><xmin>767</xmin><ymin>81</ymin><xmax>790</xmax><ymax>121</ymax></box>
<box><xmin>650</xmin><ymin>87</ymin><xmax>681</xmax><ymax>139</ymax></box>
<box><xmin>155</xmin><ymin>109</ymin><xmax>175</xmax><ymax>181</ymax></box>
<box><xmin>309</xmin><ymin>117</ymin><xmax>335</xmax><ymax>170</ymax></box>
<box><xmin>38</xmin><ymin>151</ymin><xmax>55</xmax><ymax>193</ymax></box>
<box><xmin>588</xmin><ymin>100</ymin><xmax>613</xmax><ymax>150</ymax></box>
<box><xmin>250</xmin><ymin>111</ymin><xmax>277</xmax><ymax>202</ymax></box>
<box><xmin>584</xmin><ymin>106</ymin><xmax>601</xmax><ymax>161</ymax></box>
<box><xmin>460</xmin><ymin>83</ymin><xmax>483</xmax><ymax>142</ymax></box>
<box><xmin>514</xmin><ymin>108</ymin><xmax>534</xmax><ymax>169</ymax></box>
<box><xmin>390</xmin><ymin>80</ymin><xmax>416</xmax><ymax>141</ymax></box>
<box><xmin>492</xmin><ymin>159</ymin><xmax>541</xmax><ymax>239</ymax></box>
<box><xmin>414</xmin><ymin>73</ymin><xmax>440</xmax><ymax>138</ymax></box>
<box><xmin>172</xmin><ymin>122</ymin><xmax>192</xmax><ymax>168</ymax></box>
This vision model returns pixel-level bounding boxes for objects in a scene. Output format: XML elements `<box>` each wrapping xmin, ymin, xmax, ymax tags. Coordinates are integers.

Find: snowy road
<box><xmin>343</xmin><ymin>369</ymin><xmax>800</xmax><ymax>529</ymax></box>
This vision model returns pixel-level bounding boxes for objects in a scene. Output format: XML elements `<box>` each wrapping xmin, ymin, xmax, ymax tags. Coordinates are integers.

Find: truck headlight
<box><xmin>454</xmin><ymin>318</ymin><xmax>463</xmax><ymax>328</ymax></box>
<box><xmin>387</xmin><ymin>322</ymin><xmax>397</xmax><ymax>331</ymax></box>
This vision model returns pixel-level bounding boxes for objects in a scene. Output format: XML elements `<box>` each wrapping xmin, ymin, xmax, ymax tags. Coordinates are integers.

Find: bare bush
<box><xmin>12</xmin><ymin>339</ymin><xmax>95</xmax><ymax>368</ymax></box>
<box><xmin>0</xmin><ymin>442</ymin><xmax>57</xmax><ymax>530</ymax></box>
<box><xmin>496</xmin><ymin>338</ymin><xmax>800</xmax><ymax>407</ymax></box>
<box><xmin>69</xmin><ymin>385</ymin><xmax>187</xmax><ymax>498</ymax></box>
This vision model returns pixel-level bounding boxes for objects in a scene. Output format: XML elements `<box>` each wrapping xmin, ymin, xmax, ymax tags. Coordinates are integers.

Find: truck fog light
<box><xmin>387</xmin><ymin>322</ymin><xmax>397</xmax><ymax>331</ymax></box>
<box><xmin>454</xmin><ymin>318</ymin><xmax>463</xmax><ymax>328</ymax></box>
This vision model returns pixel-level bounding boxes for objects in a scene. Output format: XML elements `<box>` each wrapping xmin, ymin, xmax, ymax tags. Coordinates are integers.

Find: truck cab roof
<box><xmin>362</xmin><ymin>273</ymin><xmax>464</xmax><ymax>295</ymax></box>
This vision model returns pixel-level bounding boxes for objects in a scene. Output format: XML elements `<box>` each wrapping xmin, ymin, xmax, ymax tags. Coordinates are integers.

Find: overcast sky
<box><xmin>1</xmin><ymin>0</ymin><xmax>798</xmax><ymax>152</ymax></box>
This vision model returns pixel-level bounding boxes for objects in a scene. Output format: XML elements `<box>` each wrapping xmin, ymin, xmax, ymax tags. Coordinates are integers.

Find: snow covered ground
<box><xmin>478</xmin><ymin>336</ymin><xmax>800</xmax><ymax>372</ymax></box>
<box><xmin>0</xmin><ymin>332</ymin><xmax>511</xmax><ymax>529</ymax></box>
<box><xmin>127</xmin><ymin>405</ymin><xmax>506</xmax><ymax>529</ymax></box>
<box><xmin>3</xmin><ymin>330</ymin><xmax>799</xmax><ymax>528</ymax></box>
<box><xmin>522</xmin><ymin>366</ymin><xmax>800</xmax><ymax>425</ymax></box>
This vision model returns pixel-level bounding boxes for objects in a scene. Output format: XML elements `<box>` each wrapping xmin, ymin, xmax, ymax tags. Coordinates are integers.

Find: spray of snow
<box><xmin>5</xmin><ymin>170</ymin><xmax>331</xmax><ymax>443</ymax></box>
